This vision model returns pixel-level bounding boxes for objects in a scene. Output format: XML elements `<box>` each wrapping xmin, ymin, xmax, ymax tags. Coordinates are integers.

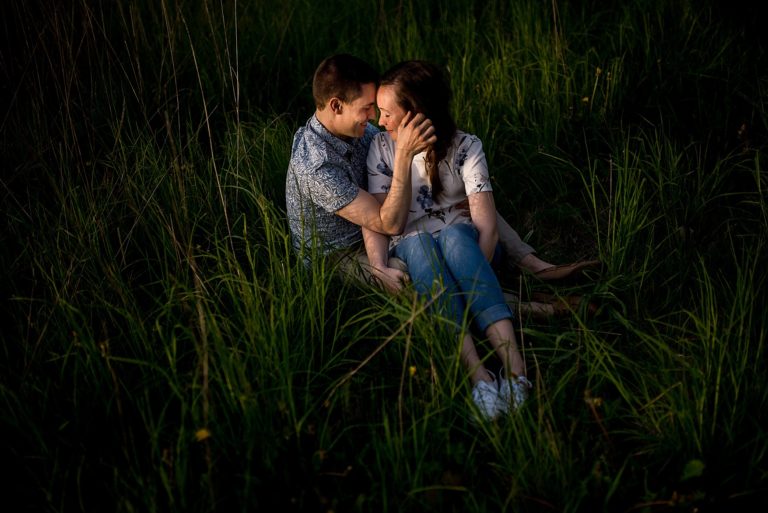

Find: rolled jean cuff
<box><xmin>474</xmin><ymin>302</ymin><xmax>514</xmax><ymax>332</ymax></box>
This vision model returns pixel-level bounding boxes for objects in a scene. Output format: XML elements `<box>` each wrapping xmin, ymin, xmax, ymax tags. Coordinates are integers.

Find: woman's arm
<box><xmin>468</xmin><ymin>191</ymin><xmax>499</xmax><ymax>262</ymax></box>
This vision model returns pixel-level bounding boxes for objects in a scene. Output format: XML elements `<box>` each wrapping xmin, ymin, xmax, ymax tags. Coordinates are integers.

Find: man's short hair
<box><xmin>312</xmin><ymin>54</ymin><xmax>379</xmax><ymax>110</ymax></box>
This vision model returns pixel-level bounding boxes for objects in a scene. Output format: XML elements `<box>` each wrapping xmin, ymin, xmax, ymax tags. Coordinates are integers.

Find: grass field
<box><xmin>2</xmin><ymin>0</ymin><xmax>767</xmax><ymax>511</ymax></box>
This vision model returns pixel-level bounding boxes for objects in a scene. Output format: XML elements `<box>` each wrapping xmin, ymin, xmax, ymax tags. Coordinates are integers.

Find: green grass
<box><xmin>2</xmin><ymin>0</ymin><xmax>767</xmax><ymax>511</ymax></box>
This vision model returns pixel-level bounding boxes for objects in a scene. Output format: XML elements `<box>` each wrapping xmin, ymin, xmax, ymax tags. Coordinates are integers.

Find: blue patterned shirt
<box><xmin>286</xmin><ymin>114</ymin><xmax>379</xmax><ymax>255</ymax></box>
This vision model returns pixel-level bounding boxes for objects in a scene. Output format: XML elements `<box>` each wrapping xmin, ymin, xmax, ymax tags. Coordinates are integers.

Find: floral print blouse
<box><xmin>367</xmin><ymin>130</ymin><xmax>493</xmax><ymax>250</ymax></box>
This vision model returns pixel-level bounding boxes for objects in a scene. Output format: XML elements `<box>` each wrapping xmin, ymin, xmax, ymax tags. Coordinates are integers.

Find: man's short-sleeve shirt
<box><xmin>286</xmin><ymin>115</ymin><xmax>378</xmax><ymax>255</ymax></box>
<box><xmin>367</xmin><ymin>130</ymin><xmax>492</xmax><ymax>250</ymax></box>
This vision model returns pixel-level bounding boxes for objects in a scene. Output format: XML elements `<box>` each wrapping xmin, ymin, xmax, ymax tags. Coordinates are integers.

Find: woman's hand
<box><xmin>371</xmin><ymin>265</ymin><xmax>409</xmax><ymax>293</ymax></box>
<box><xmin>395</xmin><ymin>112</ymin><xmax>437</xmax><ymax>158</ymax></box>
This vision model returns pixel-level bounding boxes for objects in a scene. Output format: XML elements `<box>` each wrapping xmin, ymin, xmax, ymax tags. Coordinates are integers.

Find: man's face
<box><xmin>376</xmin><ymin>85</ymin><xmax>407</xmax><ymax>142</ymax></box>
<box><xmin>336</xmin><ymin>82</ymin><xmax>377</xmax><ymax>139</ymax></box>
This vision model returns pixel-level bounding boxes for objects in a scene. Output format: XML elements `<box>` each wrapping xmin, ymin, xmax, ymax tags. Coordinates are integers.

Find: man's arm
<box><xmin>468</xmin><ymin>191</ymin><xmax>499</xmax><ymax>262</ymax></box>
<box><xmin>336</xmin><ymin>188</ymin><xmax>402</xmax><ymax>235</ymax></box>
<box><xmin>362</xmin><ymin>226</ymin><xmax>406</xmax><ymax>292</ymax></box>
<box><xmin>337</xmin><ymin>112</ymin><xmax>435</xmax><ymax>234</ymax></box>
<box><xmin>362</xmin><ymin>192</ymin><xmax>406</xmax><ymax>292</ymax></box>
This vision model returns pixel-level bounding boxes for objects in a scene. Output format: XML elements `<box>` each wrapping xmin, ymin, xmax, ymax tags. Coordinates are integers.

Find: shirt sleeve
<box><xmin>367</xmin><ymin>134</ymin><xmax>395</xmax><ymax>195</ymax></box>
<box><xmin>308</xmin><ymin>162</ymin><xmax>360</xmax><ymax>213</ymax></box>
<box><xmin>459</xmin><ymin>135</ymin><xmax>493</xmax><ymax>195</ymax></box>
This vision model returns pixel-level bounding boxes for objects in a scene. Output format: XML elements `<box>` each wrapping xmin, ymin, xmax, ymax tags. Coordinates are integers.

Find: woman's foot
<box><xmin>471</xmin><ymin>379</ymin><xmax>500</xmax><ymax>421</ymax></box>
<box><xmin>497</xmin><ymin>373</ymin><xmax>532</xmax><ymax>414</ymax></box>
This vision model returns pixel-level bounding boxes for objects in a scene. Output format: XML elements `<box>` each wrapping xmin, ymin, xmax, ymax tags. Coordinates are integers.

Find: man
<box><xmin>285</xmin><ymin>53</ymin><xmax>434</xmax><ymax>289</ymax></box>
<box><xmin>286</xmin><ymin>54</ymin><xmax>597</xmax><ymax>293</ymax></box>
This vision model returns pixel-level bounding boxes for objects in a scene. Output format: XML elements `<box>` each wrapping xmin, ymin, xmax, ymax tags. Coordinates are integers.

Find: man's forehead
<box><xmin>350</xmin><ymin>83</ymin><xmax>377</xmax><ymax>105</ymax></box>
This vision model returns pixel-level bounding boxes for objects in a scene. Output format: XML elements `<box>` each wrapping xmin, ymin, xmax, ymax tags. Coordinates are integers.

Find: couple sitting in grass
<box><xmin>285</xmin><ymin>54</ymin><xmax>597</xmax><ymax>420</ymax></box>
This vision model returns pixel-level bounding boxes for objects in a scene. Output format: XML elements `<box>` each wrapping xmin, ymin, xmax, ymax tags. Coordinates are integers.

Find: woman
<box><xmin>363</xmin><ymin>60</ymin><xmax>531</xmax><ymax>420</ymax></box>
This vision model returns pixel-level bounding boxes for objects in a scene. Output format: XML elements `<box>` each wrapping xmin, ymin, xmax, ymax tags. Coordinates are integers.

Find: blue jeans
<box><xmin>393</xmin><ymin>223</ymin><xmax>513</xmax><ymax>332</ymax></box>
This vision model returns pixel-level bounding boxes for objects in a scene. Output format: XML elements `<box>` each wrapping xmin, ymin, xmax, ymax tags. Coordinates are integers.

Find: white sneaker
<box><xmin>497</xmin><ymin>373</ymin><xmax>532</xmax><ymax>414</ymax></box>
<box><xmin>471</xmin><ymin>380</ymin><xmax>500</xmax><ymax>421</ymax></box>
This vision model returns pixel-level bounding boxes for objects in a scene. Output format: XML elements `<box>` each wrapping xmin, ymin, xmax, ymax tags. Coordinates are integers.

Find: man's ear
<box><xmin>329</xmin><ymin>98</ymin><xmax>343</xmax><ymax>115</ymax></box>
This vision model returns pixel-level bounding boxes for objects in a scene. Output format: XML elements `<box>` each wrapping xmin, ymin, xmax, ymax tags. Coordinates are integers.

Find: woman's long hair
<box><xmin>380</xmin><ymin>60</ymin><xmax>456</xmax><ymax>200</ymax></box>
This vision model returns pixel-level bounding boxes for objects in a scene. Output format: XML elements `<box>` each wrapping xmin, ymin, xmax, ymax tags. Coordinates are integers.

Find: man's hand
<box><xmin>371</xmin><ymin>266</ymin><xmax>409</xmax><ymax>293</ymax></box>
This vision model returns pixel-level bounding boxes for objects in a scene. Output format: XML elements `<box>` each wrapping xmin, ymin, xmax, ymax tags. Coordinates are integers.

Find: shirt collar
<box><xmin>310</xmin><ymin>114</ymin><xmax>355</xmax><ymax>158</ymax></box>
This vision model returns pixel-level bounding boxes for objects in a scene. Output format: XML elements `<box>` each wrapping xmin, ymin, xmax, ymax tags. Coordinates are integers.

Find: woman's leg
<box><xmin>485</xmin><ymin>319</ymin><xmax>525</xmax><ymax>378</ymax></box>
<box><xmin>436</xmin><ymin>223</ymin><xmax>513</xmax><ymax>330</ymax></box>
<box><xmin>460</xmin><ymin>332</ymin><xmax>494</xmax><ymax>385</ymax></box>
<box><xmin>395</xmin><ymin>232</ymin><xmax>499</xmax><ymax>418</ymax></box>
<box><xmin>393</xmin><ymin>233</ymin><xmax>464</xmax><ymax>329</ymax></box>
<box><xmin>437</xmin><ymin>224</ymin><xmax>529</xmax><ymax>411</ymax></box>
<box><xmin>436</xmin><ymin>223</ymin><xmax>525</xmax><ymax>374</ymax></box>
<box><xmin>462</xmin><ymin>332</ymin><xmax>498</xmax><ymax>420</ymax></box>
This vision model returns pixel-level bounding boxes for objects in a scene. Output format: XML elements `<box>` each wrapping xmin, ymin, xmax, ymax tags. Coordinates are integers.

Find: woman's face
<box><xmin>376</xmin><ymin>85</ymin><xmax>407</xmax><ymax>142</ymax></box>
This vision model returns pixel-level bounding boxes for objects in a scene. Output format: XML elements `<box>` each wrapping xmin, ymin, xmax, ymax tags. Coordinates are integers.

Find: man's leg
<box><xmin>496</xmin><ymin>213</ymin><xmax>599</xmax><ymax>277</ymax></box>
<box><xmin>496</xmin><ymin>213</ymin><xmax>536</xmax><ymax>265</ymax></box>
<box><xmin>496</xmin><ymin>213</ymin><xmax>559</xmax><ymax>273</ymax></box>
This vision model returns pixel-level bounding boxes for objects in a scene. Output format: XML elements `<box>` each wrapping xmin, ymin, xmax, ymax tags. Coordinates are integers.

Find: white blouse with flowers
<box><xmin>367</xmin><ymin>130</ymin><xmax>493</xmax><ymax>251</ymax></box>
